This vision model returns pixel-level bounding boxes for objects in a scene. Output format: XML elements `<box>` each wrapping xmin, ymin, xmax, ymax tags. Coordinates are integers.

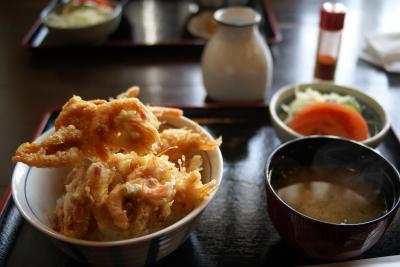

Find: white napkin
<box><xmin>360</xmin><ymin>32</ymin><xmax>400</xmax><ymax>73</ymax></box>
<box><xmin>299</xmin><ymin>255</ymin><xmax>400</xmax><ymax>267</ymax></box>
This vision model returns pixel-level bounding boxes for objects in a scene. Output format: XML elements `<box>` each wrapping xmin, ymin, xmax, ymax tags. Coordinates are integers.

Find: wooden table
<box><xmin>1</xmin><ymin>0</ymin><xmax>400</xmax><ymax>220</ymax></box>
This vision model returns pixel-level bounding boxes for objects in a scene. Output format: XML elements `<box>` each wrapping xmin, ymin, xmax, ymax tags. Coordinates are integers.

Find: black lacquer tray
<box><xmin>22</xmin><ymin>0</ymin><xmax>282</xmax><ymax>50</ymax></box>
<box><xmin>2</xmin><ymin>106</ymin><xmax>400</xmax><ymax>267</ymax></box>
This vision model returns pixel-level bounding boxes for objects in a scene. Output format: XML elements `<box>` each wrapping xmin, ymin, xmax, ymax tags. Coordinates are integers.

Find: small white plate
<box><xmin>187</xmin><ymin>11</ymin><xmax>216</xmax><ymax>39</ymax></box>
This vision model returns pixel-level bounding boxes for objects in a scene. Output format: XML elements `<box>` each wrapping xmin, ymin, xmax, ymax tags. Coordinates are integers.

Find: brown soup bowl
<box><xmin>265</xmin><ymin>136</ymin><xmax>400</xmax><ymax>260</ymax></box>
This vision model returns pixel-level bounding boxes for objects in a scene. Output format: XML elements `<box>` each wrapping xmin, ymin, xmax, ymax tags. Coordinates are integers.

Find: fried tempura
<box><xmin>156</xmin><ymin>128</ymin><xmax>222</xmax><ymax>164</ymax></box>
<box><xmin>13</xmin><ymin>93</ymin><xmax>160</xmax><ymax>167</ymax></box>
<box><xmin>115</xmin><ymin>85</ymin><xmax>183</xmax><ymax>121</ymax></box>
<box><xmin>51</xmin><ymin>152</ymin><xmax>216</xmax><ymax>240</ymax></box>
<box><xmin>13</xmin><ymin>125</ymin><xmax>83</xmax><ymax>167</ymax></box>
<box><xmin>13</xmin><ymin>87</ymin><xmax>221</xmax><ymax>241</ymax></box>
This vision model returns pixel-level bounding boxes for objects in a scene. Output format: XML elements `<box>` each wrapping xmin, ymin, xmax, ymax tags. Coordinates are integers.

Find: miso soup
<box><xmin>273</xmin><ymin>167</ymin><xmax>387</xmax><ymax>224</ymax></box>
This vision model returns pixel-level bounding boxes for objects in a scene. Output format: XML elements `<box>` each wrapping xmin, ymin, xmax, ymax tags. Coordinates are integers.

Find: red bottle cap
<box><xmin>320</xmin><ymin>2</ymin><xmax>346</xmax><ymax>31</ymax></box>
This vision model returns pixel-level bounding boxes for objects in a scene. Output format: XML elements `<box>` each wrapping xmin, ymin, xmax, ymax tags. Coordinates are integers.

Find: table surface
<box><xmin>1</xmin><ymin>0</ymin><xmax>400</xmax><ymax>261</ymax></box>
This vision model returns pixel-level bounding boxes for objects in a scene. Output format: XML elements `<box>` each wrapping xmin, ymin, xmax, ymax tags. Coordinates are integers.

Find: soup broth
<box><xmin>273</xmin><ymin>167</ymin><xmax>387</xmax><ymax>224</ymax></box>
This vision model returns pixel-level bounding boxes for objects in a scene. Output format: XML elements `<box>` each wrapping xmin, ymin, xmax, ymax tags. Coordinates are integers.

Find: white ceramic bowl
<box><xmin>269</xmin><ymin>83</ymin><xmax>390</xmax><ymax>148</ymax></box>
<box><xmin>41</xmin><ymin>0</ymin><xmax>122</xmax><ymax>43</ymax></box>
<box><xmin>12</xmin><ymin>116</ymin><xmax>223</xmax><ymax>266</ymax></box>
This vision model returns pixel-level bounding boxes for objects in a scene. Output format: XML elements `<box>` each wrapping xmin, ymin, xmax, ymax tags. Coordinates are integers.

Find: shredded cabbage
<box><xmin>46</xmin><ymin>4</ymin><xmax>113</xmax><ymax>28</ymax></box>
<box><xmin>282</xmin><ymin>87</ymin><xmax>362</xmax><ymax>123</ymax></box>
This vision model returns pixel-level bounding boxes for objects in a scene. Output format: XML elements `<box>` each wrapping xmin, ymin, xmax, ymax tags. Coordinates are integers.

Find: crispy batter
<box><xmin>51</xmin><ymin>153</ymin><xmax>216</xmax><ymax>240</ymax></box>
<box><xmin>13</xmin><ymin>125</ymin><xmax>83</xmax><ymax>167</ymax></box>
<box><xmin>148</xmin><ymin>106</ymin><xmax>183</xmax><ymax>121</ymax></box>
<box><xmin>14</xmin><ymin>87</ymin><xmax>221</xmax><ymax>241</ymax></box>
<box><xmin>115</xmin><ymin>86</ymin><xmax>183</xmax><ymax>121</ymax></box>
<box><xmin>116</xmin><ymin>86</ymin><xmax>140</xmax><ymax>99</ymax></box>
<box><xmin>13</xmin><ymin>94</ymin><xmax>160</xmax><ymax>167</ymax></box>
<box><xmin>156</xmin><ymin>128</ymin><xmax>222</xmax><ymax>164</ymax></box>
<box><xmin>56</xmin><ymin>95</ymin><xmax>160</xmax><ymax>154</ymax></box>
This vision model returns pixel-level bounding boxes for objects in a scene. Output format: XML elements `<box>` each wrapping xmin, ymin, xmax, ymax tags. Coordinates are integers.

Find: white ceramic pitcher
<box><xmin>201</xmin><ymin>6</ymin><xmax>273</xmax><ymax>101</ymax></box>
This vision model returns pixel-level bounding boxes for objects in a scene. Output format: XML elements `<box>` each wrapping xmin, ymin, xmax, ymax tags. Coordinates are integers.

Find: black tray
<box><xmin>2</xmin><ymin>106</ymin><xmax>400</xmax><ymax>267</ymax></box>
<box><xmin>22</xmin><ymin>0</ymin><xmax>282</xmax><ymax>50</ymax></box>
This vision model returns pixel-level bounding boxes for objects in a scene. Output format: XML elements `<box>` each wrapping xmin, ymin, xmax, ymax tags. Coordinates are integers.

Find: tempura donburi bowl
<box><xmin>12</xmin><ymin>116</ymin><xmax>223</xmax><ymax>266</ymax></box>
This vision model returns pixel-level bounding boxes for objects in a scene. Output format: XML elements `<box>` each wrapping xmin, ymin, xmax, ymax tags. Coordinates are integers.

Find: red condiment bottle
<box><xmin>314</xmin><ymin>2</ymin><xmax>346</xmax><ymax>81</ymax></box>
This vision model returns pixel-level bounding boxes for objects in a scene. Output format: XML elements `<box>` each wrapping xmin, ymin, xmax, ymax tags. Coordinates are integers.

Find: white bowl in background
<box><xmin>12</xmin><ymin>116</ymin><xmax>223</xmax><ymax>266</ymax></box>
<box><xmin>269</xmin><ymin>83</ymin><xmax>390</xmax><ymax>148</ymax></box>
<box><xmin>40</xmin><ymin>0</ymin><xmax>122</xmax><ymax>43</ymax></box>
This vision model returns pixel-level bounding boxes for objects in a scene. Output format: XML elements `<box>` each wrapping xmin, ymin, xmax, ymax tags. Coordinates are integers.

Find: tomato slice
<box><xmin>74</xmin><ymin>0</ymin><xmax>113</xmax><ymax>8</ymax></box>
<box><xmin>288</xmin><ymin>102</ymin><xmax>369</xmax><ymax>141</ymax></box>
<box><xmin>92</xmin><ymin>0</ymin><xmax>113</xmax><ymax>8</ymax></box>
